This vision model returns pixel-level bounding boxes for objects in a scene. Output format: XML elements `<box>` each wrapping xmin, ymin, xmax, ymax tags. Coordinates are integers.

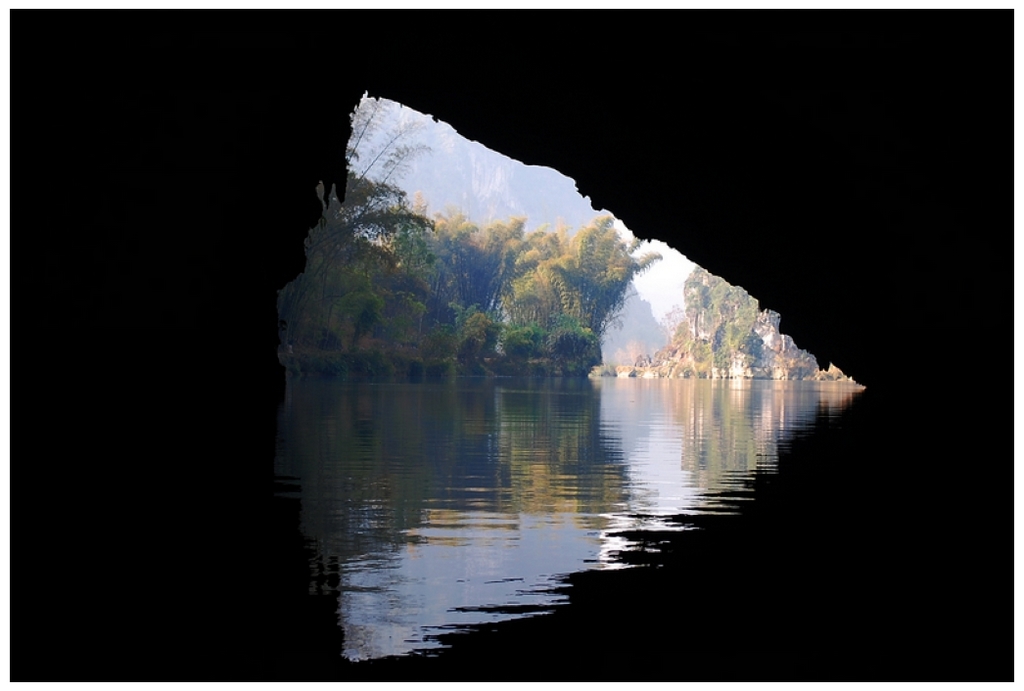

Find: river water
<box><xmin>273</xmin><ymin>376</ymin><xmax>863</xmax><ymax>661</ymax></box>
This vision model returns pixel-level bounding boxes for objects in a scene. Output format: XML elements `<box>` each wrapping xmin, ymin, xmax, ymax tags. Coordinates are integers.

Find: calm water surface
<box><xmin>274</xmin><ymin>377</ymin><xmax>862</xmax><ymax>660</ymax></box>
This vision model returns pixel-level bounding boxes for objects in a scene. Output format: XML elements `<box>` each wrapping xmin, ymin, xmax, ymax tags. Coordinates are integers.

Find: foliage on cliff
<box><xmin>626</xmin><ymin>267</ymin><xmax>853</xmax><ymax>381</ymax></box>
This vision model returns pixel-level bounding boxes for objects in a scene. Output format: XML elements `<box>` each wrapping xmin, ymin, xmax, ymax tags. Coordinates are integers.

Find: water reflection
<box><xmin>274</xmin><ymin>377</ymin><xmax>862</xmax><ymax>660</ymax></box>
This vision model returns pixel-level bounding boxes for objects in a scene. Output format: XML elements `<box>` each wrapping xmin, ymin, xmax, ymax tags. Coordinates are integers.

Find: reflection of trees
<box><xmin>277</xmin><ymin>379</ymin><xmax>488</xmax><ymax>561</ymax></box>
<box><xmin>274</xmin><ymin>377</ymin><xmax>864</xmax><ymax>660</ymax></box>
<box><xmin>494</xmin><ymin>379</ymin><xmax>628</xmax><ymax>516</ymax></box>
<box><xmin>274</xmin><ymin>378</ymin><xmax>629</xmax><ymax>565</ymax></box>
<box><xmin>276</xmin><ymin>378</ymin><xmax>863</xmax><ymax>564</ymax></box>
<box><xmin>670</xmin><ymin>380</ymin><xmax>861</xmax><ymax>489</ymax></box>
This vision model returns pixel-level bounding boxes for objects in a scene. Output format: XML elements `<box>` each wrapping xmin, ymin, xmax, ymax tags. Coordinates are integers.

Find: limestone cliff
<box><xmin>599</xmin><ymin>267</ymin><xmax>856</xmax><ymax>383</ymax></box>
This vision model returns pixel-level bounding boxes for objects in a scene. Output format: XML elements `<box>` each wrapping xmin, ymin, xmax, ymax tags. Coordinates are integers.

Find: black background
<box><xmin>16</xmin><ymin>9</ymin><xmax>1010</xmax><ymax>681</ymax></box>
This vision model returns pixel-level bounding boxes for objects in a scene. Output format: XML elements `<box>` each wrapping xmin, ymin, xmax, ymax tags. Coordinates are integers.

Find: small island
<box><xmin>593</xmin><ymin>267</ymin><xmax>857</xmax><ymax>384</ymax></box>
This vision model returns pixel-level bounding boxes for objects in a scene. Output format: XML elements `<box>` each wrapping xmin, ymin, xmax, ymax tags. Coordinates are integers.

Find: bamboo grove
<box><xmin>278</xmin><ymin>100</ymin><xmax>660</xmax><ymax>378</ymax></box>
<box><xmin>278</xmin><ymin>183</ymin><xmax>660</xmax><ymax>378</ymax></box>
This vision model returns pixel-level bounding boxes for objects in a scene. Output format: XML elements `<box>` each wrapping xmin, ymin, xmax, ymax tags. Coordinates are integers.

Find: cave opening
<box><xmin>279</xmin><ymin>95</ymin><xmax>857</xmax><ymax>385</ymax></box>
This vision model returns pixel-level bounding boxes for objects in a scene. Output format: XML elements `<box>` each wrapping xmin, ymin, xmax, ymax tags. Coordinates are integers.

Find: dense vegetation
<box><xmin>277</xmin><ymin>107</ymin><xmax>660</xmax><ymax>379</ymax></box>
<box><xmin>664</xmin><ymin>266</ymin><xmax>764</xmax><ymax>376</ymax></box>
<box><xmin>649</xmin><ymin>266</ymin><xmax>828</xmax><ymax>380</ymax></box>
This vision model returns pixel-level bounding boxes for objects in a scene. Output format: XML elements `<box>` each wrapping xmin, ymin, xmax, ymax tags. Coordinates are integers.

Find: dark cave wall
<box><xmin>16</xmin><ymin>10</ymin><xmax>1008</xmax><ymax>681</ymax></box>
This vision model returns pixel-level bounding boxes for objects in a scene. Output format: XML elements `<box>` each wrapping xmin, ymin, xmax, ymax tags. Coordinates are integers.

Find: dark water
<box><xmin>274</xmin><ymin>376</ymin><xmax>863</xmax><ymax>661</ymax></box>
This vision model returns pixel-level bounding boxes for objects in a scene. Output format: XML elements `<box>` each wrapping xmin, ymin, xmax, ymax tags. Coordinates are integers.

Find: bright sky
<box><xmin>613</xmin><ymin>219</ymin><xmax>696</xmax><ymax>324</ymax></box>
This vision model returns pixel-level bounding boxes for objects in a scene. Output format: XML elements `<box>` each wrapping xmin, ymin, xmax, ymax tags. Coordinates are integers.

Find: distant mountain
<box><xmin>353</xmin><ymin>96</ymin><xmax>604</xmax><ymax>232</ymax></box>
<box><xmin>601</xmin><ymin>287</ymin><xmax>669</xmax><ymax>366</ymax></box>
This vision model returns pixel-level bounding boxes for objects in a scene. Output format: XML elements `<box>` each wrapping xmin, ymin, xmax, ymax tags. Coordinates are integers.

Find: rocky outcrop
<box><xmin>593</xmin><ymin>267</ymin><xmax>857</xmax><ymax>384</ymax></box>
<box><xmin>604</xmin><ymin>358</ymin><xmax>855</xmax><ymax>382</ymax></box>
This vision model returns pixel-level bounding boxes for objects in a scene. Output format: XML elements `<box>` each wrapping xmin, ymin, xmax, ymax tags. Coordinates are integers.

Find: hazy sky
<box><xmin>613</xmin><ymin>219</ymin><xmax>696</xmax><ymax>324</ymax></box>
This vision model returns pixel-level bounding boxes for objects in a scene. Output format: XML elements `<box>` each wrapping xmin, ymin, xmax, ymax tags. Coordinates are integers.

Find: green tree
<box><xmin>336</xmin><ymin>289</ymin><xmax>385</xmax><ymax>348</ymax></box>
<box><xmin>455</xmin><ymin>307</ymin><xmax>502</xmax><ymax>365</ymax></box>
<box><xmin>545</xmin><ymin>314</ymin><xmax>601</xmax><ymax>375</ymax></box>
<box><xmin>545</xmin><ymin>216</ymin><xmax>661</xmax><ymax>338</ymax></box>
<box><xmin>501</xmin><ymin>323</ymin><xmax>546</xmax><ymax>360</ymax></box>
<box><xmin>503</xmin><ymin>227</ymin><xmax>564</xmax><ymax>329</ymax></box>
<box><xmin>277</xmin><ymin>98</ymin><xmax>433</xmax><ymax>352</ymax></box>
<box><xmin>426</xmin><ymin>210</ymin><xmax>526</xmax><ymax>323</ymax></box>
